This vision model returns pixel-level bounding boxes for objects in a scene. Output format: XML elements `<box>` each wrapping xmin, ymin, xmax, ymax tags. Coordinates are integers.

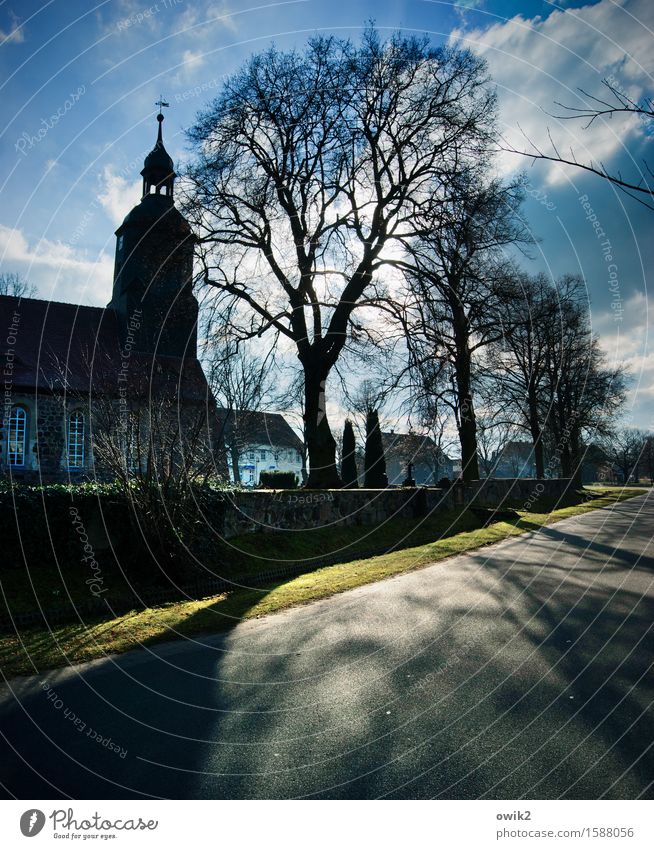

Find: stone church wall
<box><xmin>0</xmin><ymin>394</ymin><xmax>71</xmax><ymax>480</ymax></box>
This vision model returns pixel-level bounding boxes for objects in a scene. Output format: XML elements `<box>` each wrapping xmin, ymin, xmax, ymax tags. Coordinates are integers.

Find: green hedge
<box><xmin>0</xmin><ymin>481</ymin><xmax>134</xmax><ymax>571</ymax></box>
<box><xmin>259</xmin><ymin>470</ymin><xmax>299</xmax><ymax>489</ymax></box>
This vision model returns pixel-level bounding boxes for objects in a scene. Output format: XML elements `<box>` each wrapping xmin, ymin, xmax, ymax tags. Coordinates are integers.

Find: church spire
<box><xmin>141</xmin><ymin>98</ymin><xmax>175</xmax><ymax>200</ymax></box>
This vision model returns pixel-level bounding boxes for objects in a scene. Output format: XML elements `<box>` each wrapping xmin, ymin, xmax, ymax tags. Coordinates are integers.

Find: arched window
<box><xmin>67</xmin><ymin>410</ymin><xmax>85</xmax><ymax>469</ymax></box>
<box><xmin>7</xmin><ymin>406</ymin><xmax>27</xmax><ymax>466</ymax></box>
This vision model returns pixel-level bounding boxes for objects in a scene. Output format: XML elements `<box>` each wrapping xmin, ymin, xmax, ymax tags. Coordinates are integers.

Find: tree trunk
<box><xmin>527</xmin><ymin>390</ymin><xmax>545</xmax><ymax>478</ymax></box>
<box><xmin>457</xmin><ymin>402</ymin><xmax>480</xmax><ymax>482</ymax></box>
<box><xmin>559</xmin><ymin>443</ymin><xmax>572</xmax><ymax>479</ymax></box>
<box><xmin>230</xmin><ymin>444</ymin><xmax>241</xmax><ymax>484</ymax></box>
<box><xmin>569</xmin><ymin>427</ymin><xmax>583</xmax><ymax>488</ymax></box>
<box><xmin>303</xmin><ymin>364</ymin><xmax>342</xmax><ymax>488</ymax></box>
<box><xmin>452</xmin><ymin>309</ymin><xmax>480</xmax><ymax>482</ymax></box>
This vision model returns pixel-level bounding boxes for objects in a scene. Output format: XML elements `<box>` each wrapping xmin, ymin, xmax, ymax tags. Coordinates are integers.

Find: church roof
<box><xmin>118</xmin><ymin>192</ymin><xmax>189</xmax><ymax>229</ymax></box>
<box><xmin>140</xmin><ymin>112</ymin><xmax>175</xmax><ymax>180</ymax></box>
<box><xmin>143</xmin><ymin>139</ymin><xmax>174</xmax><ymax>175</ymax></box>
<box><xmin>1</xmin><ymin>295</ymin><xmax>118</xmax><ymax>393</ymax></box>
<box><xmin>0</xmin><ymin>294</ymin><xmax>209</xmax><ymax>402</ymax></box>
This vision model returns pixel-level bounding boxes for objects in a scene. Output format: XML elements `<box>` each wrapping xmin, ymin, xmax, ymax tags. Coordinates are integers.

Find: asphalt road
<box><xmin>1</xmin><ymin>492</ymin><xmax>653</xmax><ymax>800</ymax></box>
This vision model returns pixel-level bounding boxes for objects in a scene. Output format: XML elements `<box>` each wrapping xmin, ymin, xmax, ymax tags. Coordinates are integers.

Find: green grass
<box><xmin>1</xmin><ymin>505</ymin><xmax>484</xmax><ymax>616</ymax></box>
<box><xmin>0</xmin><ymin>485</ymin><xmax>645</xmax><ymax>680</ymax></box>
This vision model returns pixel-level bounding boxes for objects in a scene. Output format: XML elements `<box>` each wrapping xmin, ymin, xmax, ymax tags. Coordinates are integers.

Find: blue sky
<box><xmin>1</xmin><ymin>0</ymin><xmax>653</xmax><ymax>425</ymax></box>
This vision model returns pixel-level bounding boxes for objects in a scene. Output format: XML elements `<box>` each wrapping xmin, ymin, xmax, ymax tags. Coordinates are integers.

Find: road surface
<box><xmin>1</xmin><ymin>491</ymin><xmax>653</xmax><ymax>799</ymax></box>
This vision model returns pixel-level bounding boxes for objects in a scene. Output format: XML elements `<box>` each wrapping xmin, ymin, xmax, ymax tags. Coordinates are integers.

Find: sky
<box><xmin>0</xmin><ymin>0</ymin><xmax>653</xmax><ymax>427</ymax></box>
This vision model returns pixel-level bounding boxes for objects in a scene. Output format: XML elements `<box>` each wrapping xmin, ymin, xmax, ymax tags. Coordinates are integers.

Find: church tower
<box><xmin>108</xmin><ymin>107</ymin><xmax>198</xmax><ymax>359</ymax></box>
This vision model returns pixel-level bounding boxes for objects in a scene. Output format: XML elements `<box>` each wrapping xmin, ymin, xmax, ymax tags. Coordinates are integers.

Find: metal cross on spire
<box><xmin>155</xmin><ymin>95</ymin><xmax>170</xmax><ymax>113</ymax></box>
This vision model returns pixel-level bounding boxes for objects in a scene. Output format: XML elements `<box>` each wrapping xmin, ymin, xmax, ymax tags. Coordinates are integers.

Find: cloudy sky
<box><xmin>1</xmin><ymin>0</ymin><xmax>652</xmax><ymax>425</ymax></box>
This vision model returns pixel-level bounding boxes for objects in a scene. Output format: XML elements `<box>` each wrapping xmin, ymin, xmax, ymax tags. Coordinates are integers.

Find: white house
<box><xmin>216</xmin><ymin>408</ymin><xmax>304</xmax><ymax>486</ymax></box>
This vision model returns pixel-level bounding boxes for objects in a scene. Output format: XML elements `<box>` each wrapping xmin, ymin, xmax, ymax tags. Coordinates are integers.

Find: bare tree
<box><xmin>475</xmin><ymin>413</ymin><xmax>519</xmax><ymax>478</ymax></box>
<box><xmin>0</xmin><ymin>272</ymin><xmax>36</xmax><ymax>298</ymax></box>
<box><xmin>393</xmin><ymin>172</ymin><xmax>529</xmax><ymax>480</ymax></box>
<box><xmin>183</xmin><ymin>28</ymin><xmax>497</xmax><ymax>486</ymax></box>
<box><xmin>207</xmin><ymin>335</ymin><xmax>276</xmax><ymax>483</ymax></box>
<box><xmin>409</xmin><ymin>391</ymin><xmax>458</xmax><ymax>480</ymax></box>
<box><xmin>505</xmin><ymin>78</ymin><xmax>654</xmax><ymax>209</ymax></box>
<box><xmin>485</xmin><ymin>272</ymin><xmax>558</xmax><ymax>477</ymax></box>
<box><xmin>641</xmin><ymin>434</ymin><xmax>654</xmax><ymax>483</ymax></box>
<box><xmin>540</xmin><ymin>276</ymin><xmax>628</xmax><ymax>485</ymax></box>
<box><xmin>345</xmin><ymin>377</ymin><xmax>389</xmax><ymax>442</ymax></box>
<box><xmin>602</xmin><ymin>427</ymin><xmax>648</xmax><ymax>483</ymax></box>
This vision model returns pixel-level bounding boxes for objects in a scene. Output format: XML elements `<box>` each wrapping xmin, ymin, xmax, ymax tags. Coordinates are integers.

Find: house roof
<box><xmin>0</xmin><ymin>294</ymin><xmax>209</xmax><ymax>402</ymax></box>
<box><xmin>216</xmin><ymin>407</ymin><xmax>303</xmax><ymax>452</ymax></box>
<box><xmin>499</xmin><ymin>441</ymin><xmax>535</xmax><ymax>457</ymax></box>
<box><xmin>381</xmin><ymin>431</ymin><xmax>452</xmax><ymax>463</ymax></box>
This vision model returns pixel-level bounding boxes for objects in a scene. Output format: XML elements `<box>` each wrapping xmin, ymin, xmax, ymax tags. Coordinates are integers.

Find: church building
<box><xmin>0</xmin><ymin>110</ymin><xmax>222</xmax><ymax>482</ymax></box>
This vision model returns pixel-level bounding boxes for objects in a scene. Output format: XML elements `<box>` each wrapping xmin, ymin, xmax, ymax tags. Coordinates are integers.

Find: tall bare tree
<box><xmin>540</xmin><ymin>276</ymin><xmax>628</xmax><ymax>485</ymax></box>
<box><xmin>207</xmin><ymin>335</ymin><xmax>276</xmax><ymax>483</ymax></box>
<box><xmin>183</xmin><ymin>28</ymin><xmax>497</xmax><ymax>486</ymax></box>
<box><xmin>394</xmin><ymin>173</ymin><xmax>529</xmax><ymax>480</ymax></box>
<box><xmin>485</xmin><ymin>272</ymin><xmax>558</xmax><ymax>477</ymax></box>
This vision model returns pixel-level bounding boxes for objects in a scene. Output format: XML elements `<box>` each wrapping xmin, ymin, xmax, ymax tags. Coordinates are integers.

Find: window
<box><xmin>117</xmin><ymin>235</ymin><xmax>124</xmax><ymax>252</ymax></box>
<box><xmin>67</xmin><ymin>410</ymin><xmax>85</xmax><ymax>468</ymax></box>
<box><xmin>260</xmin><ymin>449</ymin><xmax>267</xmax><ymax>461</ymax></box>
<box><xmin>248</xmin><ymin>451</ymin><xmax>255</xmax><ymax>460</ymax></box>
<box><xmin>7</xmin><ymin>406</ymin><xmax>27</xmax><ymax>466</ymax></box>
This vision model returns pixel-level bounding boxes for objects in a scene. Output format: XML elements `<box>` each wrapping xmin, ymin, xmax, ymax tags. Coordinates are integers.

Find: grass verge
<box><xmin>0</xmin><ymin>485</ymin><xmax>646</xmax><ymax>680</ymax></box>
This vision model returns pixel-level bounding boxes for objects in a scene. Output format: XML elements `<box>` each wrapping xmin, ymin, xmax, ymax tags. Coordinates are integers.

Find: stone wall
<box><xmin>216</xmin><ymin>478</ymin><xmax>572</xmax><ymax>538</ymax></box>
<box><xmin>220</xmin><ymin>486</ymin><xmax>455</xmax><ymax>539</ymax></box>
<box><xmin>464</xmin><ymin>477</ymin><xmax>572</xmax><ymax>507</ymax></box>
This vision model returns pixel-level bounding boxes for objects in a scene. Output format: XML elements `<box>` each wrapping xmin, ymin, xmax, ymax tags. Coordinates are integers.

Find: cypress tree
<box><xmin>364</xmin><ymin>409</ymin><xmax>388</xmax><ymax>488</ymax></box>
<box><xmin>341</xmin><ymin>419</ymin><xmax>359</xmax><ymax>488</ymax></box>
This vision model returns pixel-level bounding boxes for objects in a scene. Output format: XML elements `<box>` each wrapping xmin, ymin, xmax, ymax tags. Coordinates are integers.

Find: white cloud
<box><xmin>177</xmin><ymin>2</ymin><xmax>237</xmax><ymax>35</ymax></box>
<box><xmin>450</xmin><ymin>0</ymin><xmax>654</xmax><ymax>185</ymax></box>
<box><xmin>0</xmin><ymin>10</ymin><xmax>25</xmax><ymax>44</ymax></box>
<box><xmin>97</xmin><ymin>165</ymin><xmax>142</xmax><ymax>227</ymax></box>
<box><xmin>595</xmin><ymin>290</ymin><xmax>653</xmax><ymax>426</ymax></box>
<box><xmin>0</xmin><ymin>224</ymin><xmax>113</xmax><ymax>306</ymax></box>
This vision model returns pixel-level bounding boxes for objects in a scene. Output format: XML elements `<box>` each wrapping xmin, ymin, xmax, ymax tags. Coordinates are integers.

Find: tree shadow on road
<box><xmin>2</xmin><ymin>504</ymin><xmax>653</xmax><ymax>800</ymax></box>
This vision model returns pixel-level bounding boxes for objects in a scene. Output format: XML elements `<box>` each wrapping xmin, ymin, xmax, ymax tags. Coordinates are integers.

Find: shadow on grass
<box><xmin>1</xmin><ymin>489</ymin><xmax>644</xmax><ymax>680</ymax></box>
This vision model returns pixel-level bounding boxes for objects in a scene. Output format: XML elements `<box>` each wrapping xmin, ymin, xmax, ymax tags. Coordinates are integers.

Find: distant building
<box><xmin>581</xmin><ymin>443</ymin><xmax>614</xmax><ymax>483</ymax></box>
<box><xmin>216</xmin><ymin>408</ymin><xmax>304</xmax><ymax>486</ymax></box>
<box><xmin>381</xmin><ymin>431</ymin><xmax>454</xmax><ymax>485</ymax></box>
<box><xmin>491</xmin><ymin>441</ymin><xmax>536</xmax><ymax>478</ymax></box>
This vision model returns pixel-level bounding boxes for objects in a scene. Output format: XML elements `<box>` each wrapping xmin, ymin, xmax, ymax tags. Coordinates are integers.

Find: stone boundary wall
<box><xmin>220</xmin><ymin>486</ymin><xmax>455</xmax><ymax>539</ymax></box>
<box><xmin>218</xmin><ymin>478</ymin><xmax>572</xmax><ymax>538</ymax></box>
<box><xmin>464</xmin><ymin>477</ymin><xmax>572</xmax><ymax>507</ymax></box>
